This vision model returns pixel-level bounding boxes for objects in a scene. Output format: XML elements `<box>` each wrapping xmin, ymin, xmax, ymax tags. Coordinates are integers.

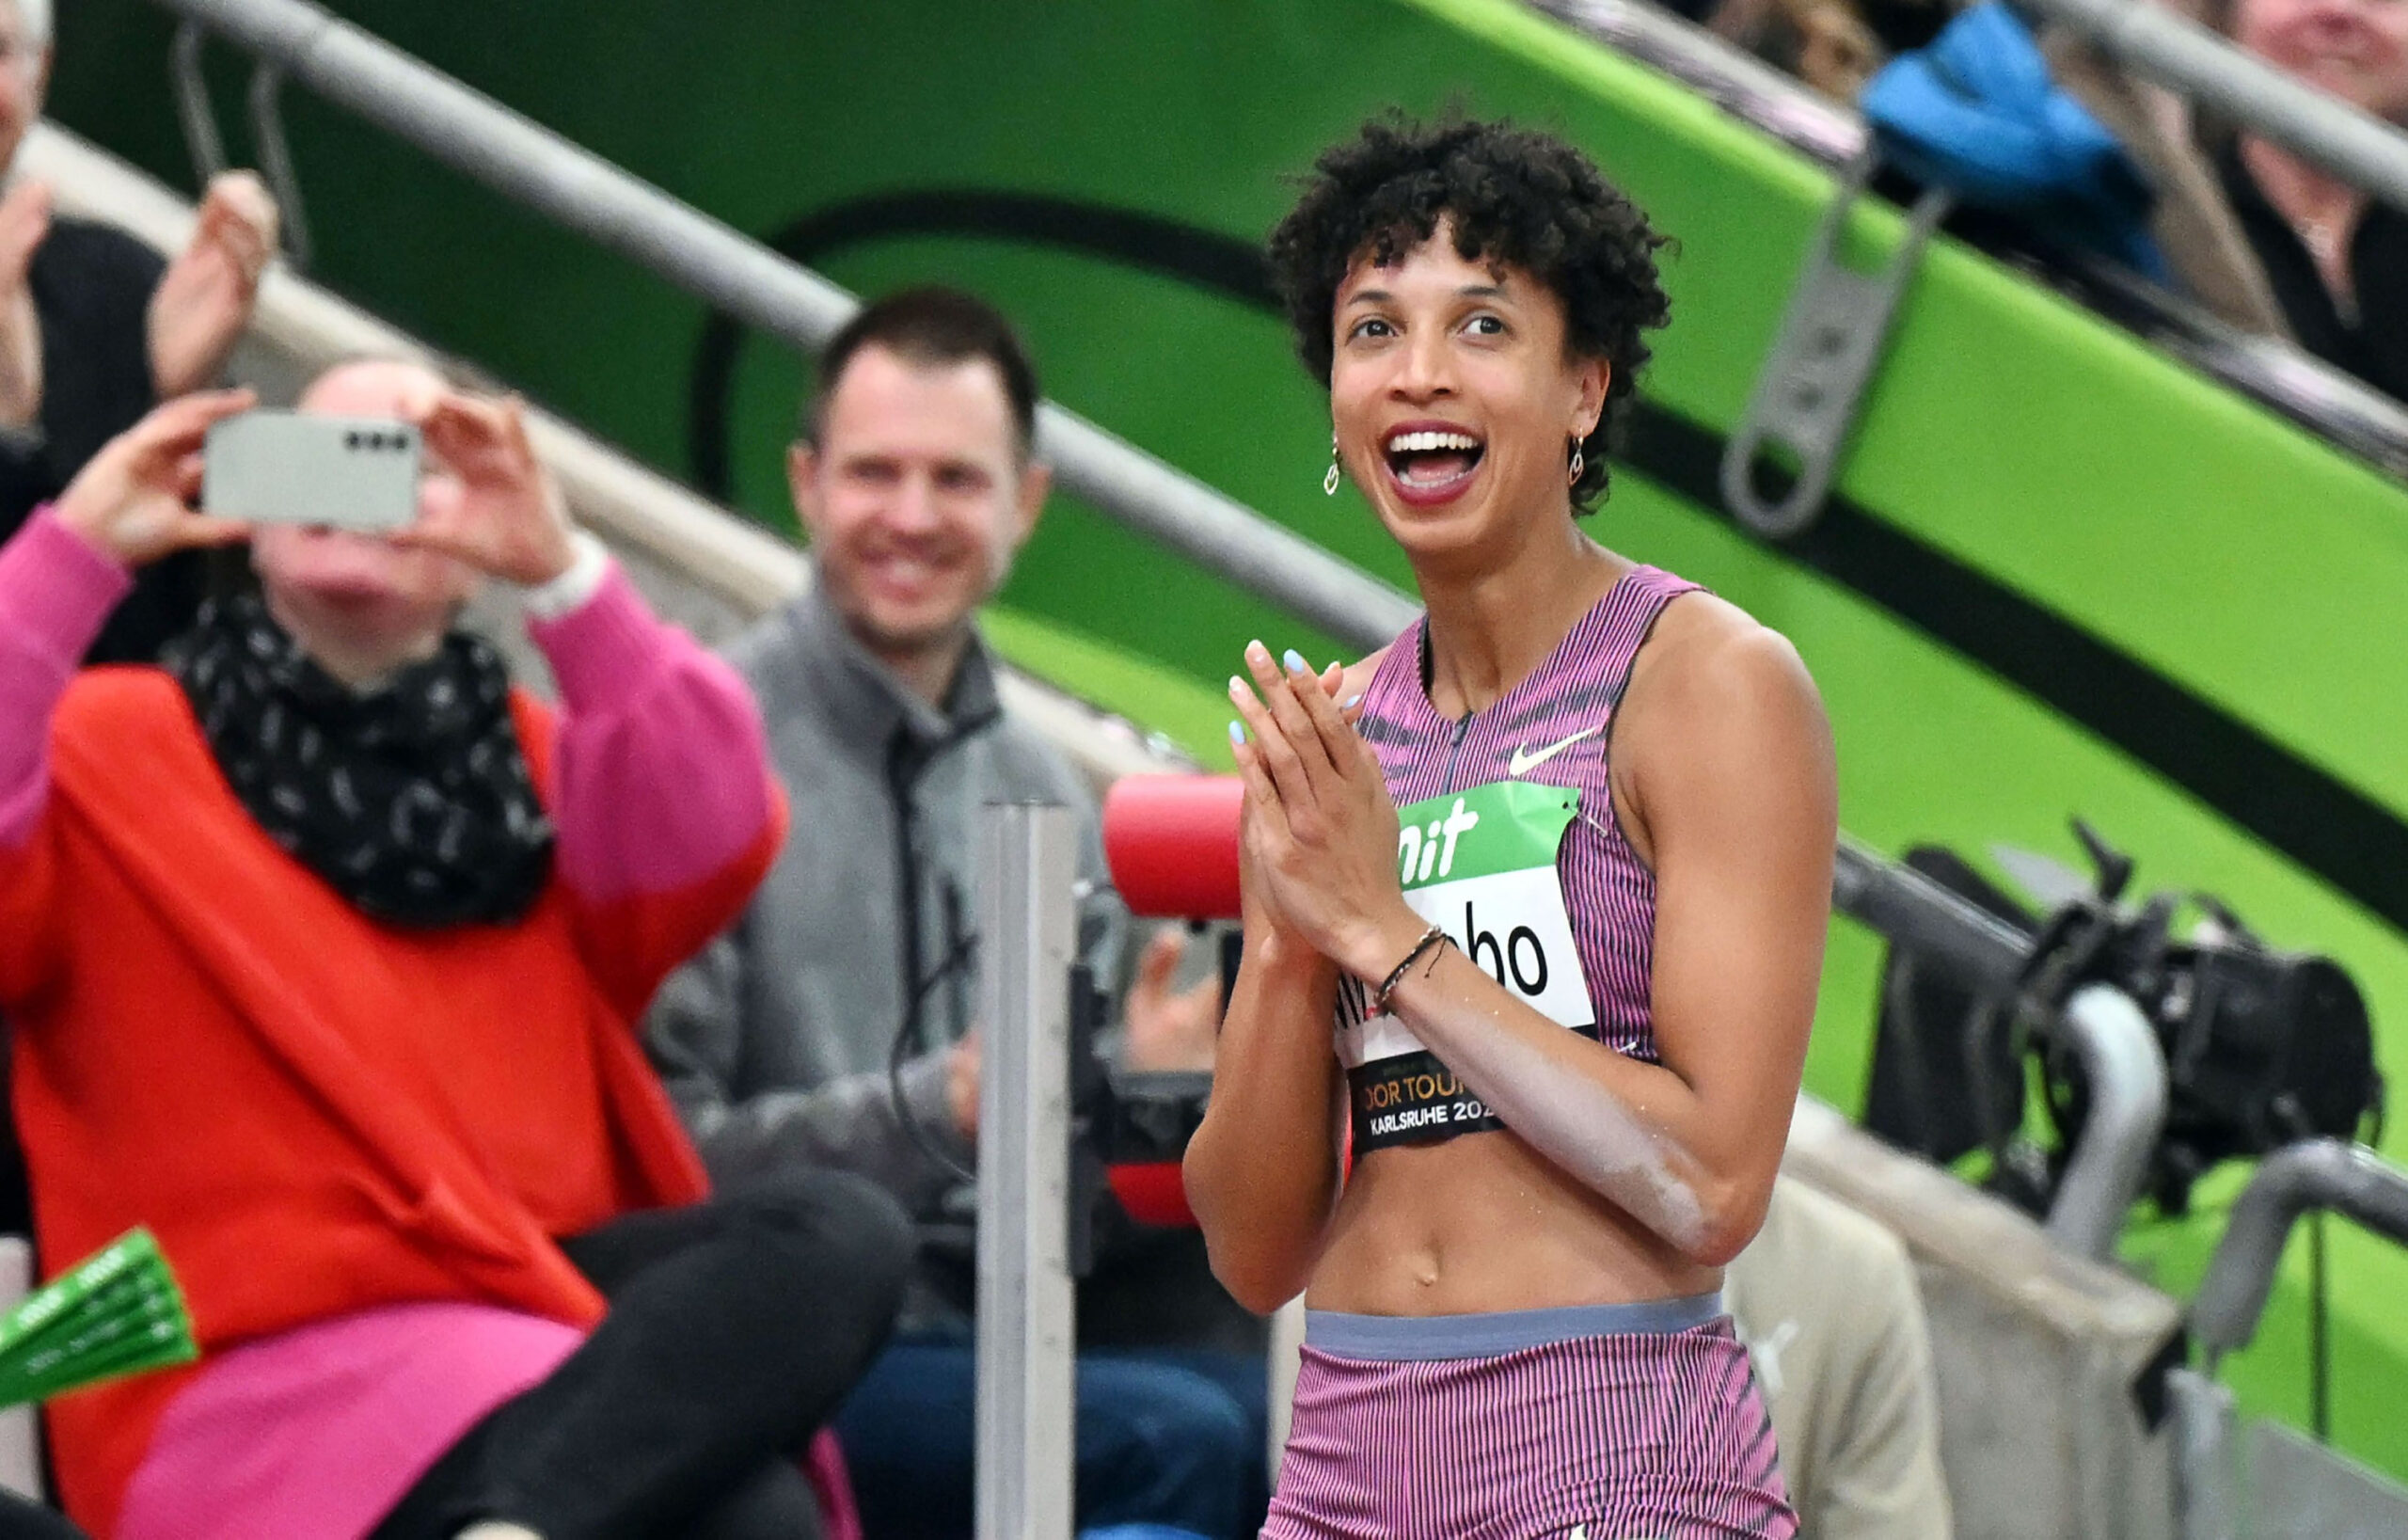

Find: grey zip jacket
<box><xmin>645</xmin><ymin>581</ymin><xmax>1121</xmax><ymax>1221</ymax></box>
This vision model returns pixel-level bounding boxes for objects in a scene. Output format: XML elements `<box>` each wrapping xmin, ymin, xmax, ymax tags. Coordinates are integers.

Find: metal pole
<box><xmin>2020</xmin><ymin>0</ymin><xmax>2408</xmax><ymax>219</ymax></box>
<box><xmin>974</xmin><ymin>802</ymin><xmax>1078</xmax><ymax>1540</ymax></box>
<box><xmin>2043</xmin><ymin>983</ymin><xmax>2169</xmax><ymax>1262</ymax></box>
<box><xmin>167</xmin><ymin>23</ymin><xmax>227</xmax><ymax>191</ymax></box>
<box><xmin>2168</xmin><ymin>1365</ymin><xmax>2243</xmax><ymax>1540</ymax></box>
<box><xmin>1830</xmin><ymin>838</ymin><xmax>2033</xmax><ymax>990</ymax></box>
<box><xmin>141</xmin><ymin>0</ymin><xmax>1418</xmax><ymax>654</ymax></box>
<box><xmin>2190</xmin><ymin>1138</ymin><xmax>2408</xmax><ymax>1364</ymax></box>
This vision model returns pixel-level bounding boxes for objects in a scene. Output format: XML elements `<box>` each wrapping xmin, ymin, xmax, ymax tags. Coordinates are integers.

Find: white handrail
<box><xmin>143</xmin><ymin>0</ymin><xmax>1419</xmax><ymax>652</ymax></box>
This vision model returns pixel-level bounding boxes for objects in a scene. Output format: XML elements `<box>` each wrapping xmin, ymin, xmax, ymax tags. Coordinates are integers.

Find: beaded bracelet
<box><xmin>1370</xmin><ymin>924</ymin><xmax>1450</xmax><ymax>1015</ymax></box>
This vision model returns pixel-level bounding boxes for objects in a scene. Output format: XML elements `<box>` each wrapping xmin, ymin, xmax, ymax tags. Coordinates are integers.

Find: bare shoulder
<box><xmin>1614</xmin><ymin>593</ymin><xmax>1833</xmax><ymax>857</ymax></box>
<box><xmin>1624</xmin><ymin>591</ymin><xmax>1824</xmax><ymax>742</ymax></box>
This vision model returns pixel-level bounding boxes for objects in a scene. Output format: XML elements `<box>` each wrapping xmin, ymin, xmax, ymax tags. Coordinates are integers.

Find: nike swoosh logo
<box><xmin>1508</xmin><ymin>724</ymin><xmax>1603</xmax><ymax>776</ymax></box>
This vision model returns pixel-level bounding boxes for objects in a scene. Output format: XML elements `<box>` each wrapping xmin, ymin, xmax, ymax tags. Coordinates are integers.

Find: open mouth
<box><xmin>1382</xmin><ymin>425</ymin><xmax>1486</xmax><ymax>500</ymax></box>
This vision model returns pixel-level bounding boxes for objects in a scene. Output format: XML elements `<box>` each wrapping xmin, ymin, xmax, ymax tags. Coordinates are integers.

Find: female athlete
<box><xmin>1183</xmin><ymin>116</ymin><xmax>1837</xmax><ymax>1539</ymax></box>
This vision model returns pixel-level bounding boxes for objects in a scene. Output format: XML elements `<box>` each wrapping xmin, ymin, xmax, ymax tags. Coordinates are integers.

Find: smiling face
<box><xmin>2233</xmin><ymin>0</ymin><xmax>2408</xmax><ymax>120</ymax></box>
<box><xmin>790</xmin><ymin>343</ymin><xmax>1048</xmax><ymax>675</ymax></box>
<box><xmin>1329</xmin><ymin>224</ymin><xmax>1610</xmax><ymax>573</ymax></box>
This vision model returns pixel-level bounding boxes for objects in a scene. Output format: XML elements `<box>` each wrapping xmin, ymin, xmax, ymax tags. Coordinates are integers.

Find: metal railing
<box><xmin>2170</xmin><ymin>1139</ymin><xmax>2408</xmax><ymax>1540</ymax></box>
<box><xmin>143</xmin><ymin>0</ymin><xmax>1419</xmax><ymax>656</ymax></box>
<box><xmin>170</xmin><ymin>25</ymin><xmax>314</xmax><ymax>270</ymax></box>
<box><xmin>2190</xmin><ymin>1138</ymin><xmax>2408</xmax><ymax>1365</ymax></box>
<box><xmin>1831</xmin><ymin>837</ymin><xmax>2030</xmax><ymax>980</ymax></box>
<box><xmin>2045</xmin><ymin>984</ymin><xmax>2169</xmax><ymax>1261</ymax></box>
<box><xmin>2021</xmin><ymin>0</ymin><xmax>2408</xmax><ymax>221</ymax></box>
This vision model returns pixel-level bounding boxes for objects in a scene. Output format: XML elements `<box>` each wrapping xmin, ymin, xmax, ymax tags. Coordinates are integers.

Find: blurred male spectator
<box><xmin>0</xmin><ymin>0</ymin><xmax>278</xmax><ymax>661</ymax></box>
<box><xmin>2212</xmin><ymin>0</ymin><xmax>2406</xmax><ymax>400</ymax></box>
<box><xmin>0</xmin><ymin>361</ymin><xmax>911</xmax><ymax>1539</ymax></box>
<box><xmin>1724</xmin><ymin>1175</ymin><xmax>1956</xmax><ymax>1540</ymax></box>
<box><xmin>647</xmin><ymin>287</ymin><xmax>1263</xmax><ymax>1540</ymax></box>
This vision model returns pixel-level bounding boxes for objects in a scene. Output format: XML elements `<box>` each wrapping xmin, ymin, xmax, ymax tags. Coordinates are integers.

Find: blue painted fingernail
<box><xmin>1344</xmin><ymin>693</ymin><xmax>1364</xmax><ymax>709</ymax></box>
<box><xmin>1283</xmin><ymin>648</ymin><xmax>1307</xmax><ymax>674</ymax></box>
<box><xmin>1228</xmin><ymin>720</ymin><xmax>1245</xmax><ymax>746</ymax></box>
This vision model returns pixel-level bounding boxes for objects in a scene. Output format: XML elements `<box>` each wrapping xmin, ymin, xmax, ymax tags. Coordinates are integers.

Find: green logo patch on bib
<box><xmin>1339</xmin><ymin>780</ymin><xmax>1598</xmax><ymax>1150</ymax></box>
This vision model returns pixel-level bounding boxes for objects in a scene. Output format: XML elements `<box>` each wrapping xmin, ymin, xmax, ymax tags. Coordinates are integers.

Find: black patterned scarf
<box><xmin>165</xmin><ymin>593</ymin><xmax>555</xmax><ymax>928</ymax></box>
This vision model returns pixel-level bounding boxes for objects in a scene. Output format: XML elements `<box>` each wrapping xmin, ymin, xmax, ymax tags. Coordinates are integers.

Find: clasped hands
<box><xmin>1227</xmin><ymin>641</ymin><xmax>1422</xmax><ymax>985</ymax></box>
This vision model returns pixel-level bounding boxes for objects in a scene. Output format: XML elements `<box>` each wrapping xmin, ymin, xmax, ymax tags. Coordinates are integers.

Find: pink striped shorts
<box><xmin>1262</xmin><ymin>1296</ymin><xmax>1796</xmax><ymax>1539</ymax></box>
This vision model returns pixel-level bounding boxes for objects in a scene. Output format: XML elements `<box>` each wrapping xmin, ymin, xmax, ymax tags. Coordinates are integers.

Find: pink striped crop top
<box><xmin>1335</xmin><ymin>564</ymin><xmax>1703</xmax><ymax>1152</ymax></box>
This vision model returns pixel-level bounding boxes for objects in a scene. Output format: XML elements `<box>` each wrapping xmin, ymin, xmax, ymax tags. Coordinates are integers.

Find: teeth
<box><xmin>1386</xmin><ymin>430</ymin><xmax>1481</xmax><ymax>453</ymax></box>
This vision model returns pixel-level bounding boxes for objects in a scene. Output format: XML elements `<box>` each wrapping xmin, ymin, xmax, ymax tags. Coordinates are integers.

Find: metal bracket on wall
<box><xmin>1720</xmin><ymin>151</ymin><xmax>1949</xmax><ymax>539</ymax></box>
<box><xmin>167</xmin><ymin>20</ymin><xmax>314</xmax><ymax>271</ymax></box>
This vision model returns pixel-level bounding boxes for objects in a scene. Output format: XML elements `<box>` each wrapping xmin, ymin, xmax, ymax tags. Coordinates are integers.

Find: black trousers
<box><xmin>0</xmin><ymin>1493</ymin><xmax>78</xmax><ymax>1540</ymax></box>
<box><xmin>371</xmin><ymin>1170</ymin><xmax>912</xmax><ymax>1540</ymax></box>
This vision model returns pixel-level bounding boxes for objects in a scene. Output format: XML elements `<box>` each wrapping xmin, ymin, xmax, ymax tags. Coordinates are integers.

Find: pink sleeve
<box><xmin>0</xmin><ymin>507</ymin><xmax>132</xmax><ymax>850</ymax></box>
<box><xmin>525</xmin><ymin>563</ymin><xmax>780</xmax><ymax>902</ymax></box>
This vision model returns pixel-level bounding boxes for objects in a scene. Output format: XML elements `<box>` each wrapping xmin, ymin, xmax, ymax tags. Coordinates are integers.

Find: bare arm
<box><xmin>1233</xmin><ymin>618</ymin><xmax>1835</xmax><ymax>1267</ymax></box>
<box><xmin>1182</xmin><ymin>918</ymin><xmax>1347</xmax><ymax>1313</ymax></box>
<box><xmin>1182</xmin><ymin>654</ymin><xmax>1365</xmax><ymax>1313</ymax></box>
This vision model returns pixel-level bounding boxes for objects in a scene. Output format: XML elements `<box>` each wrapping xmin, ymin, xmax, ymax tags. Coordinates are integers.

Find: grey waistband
<box><xmin>1304</xmin><ymin>1293</ymin><xmax>1724</xmax><ymax>1361</ymax></box>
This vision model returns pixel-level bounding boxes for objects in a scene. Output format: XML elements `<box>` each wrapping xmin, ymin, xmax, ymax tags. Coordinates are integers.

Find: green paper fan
<box><xmin>0</xmin><ymin>1229</ymin><xmax>196</xmax><ymax>1407</ymax></box>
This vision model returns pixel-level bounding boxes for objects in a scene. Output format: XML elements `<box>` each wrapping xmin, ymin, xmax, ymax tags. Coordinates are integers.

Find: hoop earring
<box><xmin>1567</xmin><ymin>441</ymin><xmax>1586</xmax><ymax>488</ymax></box>
<box><xmin>1323</xmin><ymin>433</ymin><xmax>1342</xmax><ymax>497</ymax></box>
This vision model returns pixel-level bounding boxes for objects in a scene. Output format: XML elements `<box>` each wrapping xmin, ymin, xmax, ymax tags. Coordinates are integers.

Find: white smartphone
<box><xmin>202</xmin><ymin>411</ymin><xmax>422</xmax><ymax>532</ymax></box>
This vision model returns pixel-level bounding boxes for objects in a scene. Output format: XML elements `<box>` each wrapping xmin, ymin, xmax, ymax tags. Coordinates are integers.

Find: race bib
<box><xmin>1339</xmin><ymin>780</ymin><xmax>1596</xmax><ymax>1150</ymax></box>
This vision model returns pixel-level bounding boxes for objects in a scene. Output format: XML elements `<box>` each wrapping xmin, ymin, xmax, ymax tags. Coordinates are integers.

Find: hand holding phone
<box><xmin>55</xmin><ymin>390</ymin><xmax>258</xmax><ymax>568</ymax></box>
<box><xmin>192</xmin><ymin>390</ymin><xmax>573</xmax><ymax>586</ymax></box>
<box><xmin>396</xmin><ymin>391</ymin><xmax>576</xmax><ymax>587</ymax></box>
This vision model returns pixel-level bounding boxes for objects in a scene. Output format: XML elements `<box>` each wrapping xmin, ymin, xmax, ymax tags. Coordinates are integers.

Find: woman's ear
<box><xmin>1574</xmin><ymin>358</ymin><xmax>1612</xmax><ymax>441</ymax></box>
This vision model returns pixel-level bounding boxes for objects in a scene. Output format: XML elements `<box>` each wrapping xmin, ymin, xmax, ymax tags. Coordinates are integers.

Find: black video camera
<box><xmin>1866</xmin><ymin>821</ymin><xmax>2382</xmax><ymax>1215</ymax></box>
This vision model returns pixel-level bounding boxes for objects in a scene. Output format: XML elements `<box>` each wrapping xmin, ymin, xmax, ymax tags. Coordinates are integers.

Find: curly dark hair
<box><xmin>1267</xmin><ymin>114</ymin><xmax>1671</xmax><ymax>511</ymax></box>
